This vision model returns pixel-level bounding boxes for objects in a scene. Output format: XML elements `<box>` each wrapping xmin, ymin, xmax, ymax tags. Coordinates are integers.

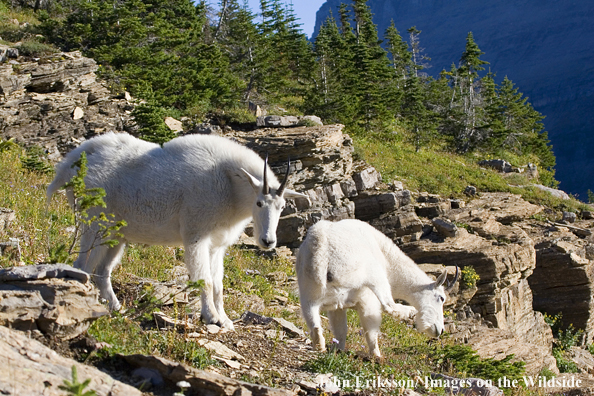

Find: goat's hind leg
<box><xmin>74</xmin><ymin>226</ymin><xmax>125</xmax><ymax>310</ymax></box>
<box><xmin>300</xmin><ymin>297</ymin><xmax>326</xmax><ymax>352</ymax></box>
<box><xmin>327</xmin><ymin>308</ymin><xmax>347</xmax><ymax>351</ymax></box>
<box><xmin>356</xmin><ymin>290</ymin><xmax>383</xmax><ymax>358</ymax></box>
<box><xmin>93</xmin><ymin>242</ymin><xmax>126</xmax><ymax>311</ymax></box>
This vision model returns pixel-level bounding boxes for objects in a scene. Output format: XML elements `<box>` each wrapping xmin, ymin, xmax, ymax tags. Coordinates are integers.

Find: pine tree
<box><xmin>308</xmin><ymin>14</ymin><xmax>346</xmax><ymax>122</ymax></box>
<box><xmin>41</xmin><ymin>0</ymin><xmax>241</xmax><ymax>112</ymax></box>
<box><xmin>480</xmin><ymin>72</ymin><xmax>506</xmax><ymax>149</ymax></box>
<box><xmin>402</xmin><ymin>74</ymin><xmax>434</xmax><ymax>151</ymax></box>
<box><xmin>384</xmin><ymin>21</ymin><xmax>411</xmax><ymax>85</ymax></box>
<box><xmin>220</xmin><ymin>1</ymin><xmax>261</xmax><ymax>100</ymax></box>
<box><xmin>349</xmin><ymin>0</ymin><xmax>392</xmax><ymax>130</ymax></box>
<box><xmin>407</xmin><ymin>26</ymin><xmax>430</xmax><ymax>77</ymax></box>
<box><xmin>453</xmin><ymin>32</ymin><xmax>489</xmax><ymax>152</ymax></box>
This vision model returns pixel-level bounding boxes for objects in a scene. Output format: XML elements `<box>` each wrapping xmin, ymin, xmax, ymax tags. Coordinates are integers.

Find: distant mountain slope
<box><xmin>314</xmin><ymin>0</ymin><xmax>594</xmax><ymax>198</ymax></box>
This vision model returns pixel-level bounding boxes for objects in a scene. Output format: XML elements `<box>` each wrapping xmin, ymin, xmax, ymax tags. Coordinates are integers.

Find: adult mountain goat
<box><xmin>47</xmin><ymin>132</ymin><xmax>307</xmax><ymax>329</ymax></box>
<box><xmin>296</xmin><ymin>219</ymin><xmax>458</xmax><ymax>357</ymax></box>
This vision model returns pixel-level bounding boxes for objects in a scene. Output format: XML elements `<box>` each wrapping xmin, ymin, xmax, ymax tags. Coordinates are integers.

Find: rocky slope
<box><xmin>0</xmin><ymin>47</ymin><xmax>134</xmax><ymax>159</ymax></box>
<box><xmin>314</xmin><ymin>0</ymin><xmax>594</xmax><ymax>198</ymax></box>
<box><xmin>3</xmin><ymin>50</ymin><xmax>594</xmax><ymax>394</ymax></box>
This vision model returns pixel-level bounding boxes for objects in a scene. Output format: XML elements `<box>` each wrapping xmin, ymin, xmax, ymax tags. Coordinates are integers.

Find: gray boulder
<box><xmin>479</xmin><ymin>159</ymin><xmax>513</xmax><ymax>173</ymax></box>
<box><xmin>0</xmin><ymin>264</ymin><xmax>108</xmax><ymax>339</ymax></box>
<box><xmin>0</xmin><ymin>325</ymin><xmax>141</xmax><ymax>396</ymax></box>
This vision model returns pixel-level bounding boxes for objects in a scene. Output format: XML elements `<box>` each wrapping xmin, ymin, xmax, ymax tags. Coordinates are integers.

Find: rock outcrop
<box><xmin>399</xmin><ymin>193</ymin><xmax>553</xmax><ymax>350</ymax></box>
<box><xmin>0</xmin><ymin>51</ymin><xmax>134</xmax><ymax>158</ymax></box>
<box><xmin>402</xmin><ymin>228</ymin><xmax>552</xmax><ymax>348</ymax></box>
<box><xmin>0</xmin><ymin>264</ymin><xmax>108</xmax><ymax>339</ymax></box>
<box><xmin>230</xmin><ymin>126</ymin><xmax>356</xmax><ymax>247</ymax></box>
<box><xmin>528</xmin><ymin>228</ymin><xmax>594</xmax><ymax>342</ymax></box>
<box><xmin>229</xmin><ymin>125</ymin><xmax>425</xmax><ymax>247</ymax></box>
<box><xmin>0</xmin><ymin>325</ymin><xmax>141</xmax><ymax>396</ymax></box>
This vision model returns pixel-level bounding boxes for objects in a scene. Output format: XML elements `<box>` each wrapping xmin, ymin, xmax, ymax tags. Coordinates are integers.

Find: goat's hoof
<box><xmin>107</xmin><ymin>300</ymin><xmax>122</xmax><ymax>312</ymax></box>
<box><xmin>220</xmin><ymin>318</ymin><xmax>235</xmax><ymax>331</ymax></box>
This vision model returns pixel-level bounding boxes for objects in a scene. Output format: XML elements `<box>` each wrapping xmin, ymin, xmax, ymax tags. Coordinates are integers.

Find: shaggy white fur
<box><xmin>47</xmin><ymin>132</ymin><xmax>307</xmax><ymax>329</ymax></box>
<box><xmin>296</xmin><ymin>219</ymin><xmax>457</xmax><ymax>357</ymax></box>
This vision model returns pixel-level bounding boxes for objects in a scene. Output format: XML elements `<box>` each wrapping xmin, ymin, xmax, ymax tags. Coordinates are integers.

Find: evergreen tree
<box><xmin>407</xmin><ymin>26</ymin><xmax>430</xmax><ymax>76</ymax></box>
<box><xmin>402</xmin><ymin>74</ymin><xmax>434</xmax><ymax>151</ymax></box>
<box><xmin>349</xmin><ymin>0</ymin><xmax>392</xmax><ymax>131</ymax></box>
<box><xmin>452</xmin><ymin>32</ymin><xmax>489</xmax><ymax>152</ymax></box>
<box><xmin>41</xmin><ymin>0</ymin><xmax>241</xmax><ymax>113</ymax></box>
<box><xmin>496</xmin><ymin>77</ymin><xmax>555</xmax><ymax>169</ymax></box>
<box><xmin>308</xmin><ymin>13</ymin><xmax>352</xmax><ymax>122</ymax></box>
<box><xmin>480</xmin><ymin>72</ymin><xmax>506</xmax><ymax>148</ymax></box>
<box><xmin>384</xmin><ymin>21</ymin><xmax>411</xmax><ymax>85</ymax></box>
<box><xmin>220</xmin><ymin>1</ymin><xmax>262</xmax><ymax>100</ymax></box>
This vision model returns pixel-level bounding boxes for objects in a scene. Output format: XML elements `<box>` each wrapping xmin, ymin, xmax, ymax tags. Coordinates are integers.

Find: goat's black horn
<box><xmin>277</xmin><ymin>158</ymin><xmax>291</xmax><ymax>197</ymax></box>
<box><xmin>445</xmin><ymin>266</ymin><xmax>460</xmax><ymax>292</ymax></box>
<box><xmin>262</xmin><ymin>154</ymin><xmax>270</xmax><ymax>195</ymax></box>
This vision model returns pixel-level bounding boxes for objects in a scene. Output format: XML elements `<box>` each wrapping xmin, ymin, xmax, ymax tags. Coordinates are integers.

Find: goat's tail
<box><xmin>46</xmin><ymin>148</ymin><xmax>84</xmax><ymax>207</ymax></box>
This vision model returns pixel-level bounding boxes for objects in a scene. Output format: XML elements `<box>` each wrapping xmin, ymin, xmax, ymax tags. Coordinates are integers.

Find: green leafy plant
<box><xmin>132</xmin><ymin>103</ymin><xmax>176</xmax><ymax>145</ymax></box>
<box><xmin>460</xmin><ymin>266</ymin><xmax>480</xmax><ymax>288</ymax></box>
<box><xmin>544</xmin><ymin>313</ymin><xmax>584</xmax><ymax>373</ymax></box>
<box><xmin>0</xmin><ymin>138</ymin><xmax>19</xmax><ymax>153</ymax></box>
<box><xmin>20</xmin><ymin>146</ymin><xmax>53</xmax><ymax>175</ymax></box>
<box><xmin>58</xmin><ymin>366</ymin><xmax>97</xmax><ymax>396</ymax></box>
<box><xmin>433</xmin><ymin>344</ymin><xmax>525</xmax><ymax>384</ymax></box>
<box><xmin>16</xmin><ymin>39</ymin><xmax>57</xmax><ymax>56</ymax></box>
<box><xmin>48</xmin><ymin>243</ymin><xmax>70</xmax><ymax>264</ymax></box>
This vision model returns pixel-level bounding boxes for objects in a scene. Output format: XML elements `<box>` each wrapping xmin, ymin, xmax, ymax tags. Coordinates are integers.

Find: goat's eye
<box><xmin>256</xmin><ymin>201</ymin><xmax>263</xmax><ymax>207</ymax></box>
<box><xmin>439</xmin><ymin>296</ymin><xmax>445</xmax><ymax>303</ymax></box>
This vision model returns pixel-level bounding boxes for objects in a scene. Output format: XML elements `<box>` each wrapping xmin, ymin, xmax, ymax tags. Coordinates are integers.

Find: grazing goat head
<box><xmin>414</xmin><ymin>266</ymin><xmax>459</xmax><ymax>337</ymax></box>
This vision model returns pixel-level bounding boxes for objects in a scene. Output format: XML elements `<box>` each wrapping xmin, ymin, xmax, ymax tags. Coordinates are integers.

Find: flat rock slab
<box><xmin>0</xmin><ymin>263</ymin><xmax>89</xmax><ymax>282</ymax></box>
<box><xmin>0</xmin><ymin>264</ymin><xmax>107</xmax><ymax>339</ymax></box>
<box><xmin>196</xmin><ymin>339</ymin><xmax>246</xmax><ymax>361</ymax></box>
<box><xmin>0</xmin><ymin>325</ymin><xmax>141</xmax><ymax>396</ymax></box>
<box><xmin>122</xmin><ymin>354</ymin><xmax>293</xmax><ymax>396</ymax></box>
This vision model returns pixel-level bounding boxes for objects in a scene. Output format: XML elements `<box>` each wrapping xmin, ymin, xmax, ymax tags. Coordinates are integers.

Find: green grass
<box><xmin>0</xmin><ymin>0</ymin><xmax>41</xmax><ymax>43</ymax></box>
<box><xmin>87</xmin><ymin>312</ymin><xmax>215</xmax><ymax>370</ymax></box>
<box><xmin>353</xmin><ymin>135</ymin><xmax>590</xmax><ymax>213</ymax></box>
<box><xmin>0</xmin><ymin>144</ymin><xmax>73</xmax><ymax>267</ymax></box>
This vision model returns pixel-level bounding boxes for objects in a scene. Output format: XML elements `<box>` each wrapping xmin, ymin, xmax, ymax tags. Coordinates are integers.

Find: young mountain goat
<box><xmin>296</xmin><ymin>219</ymin><xmax>458</xmax><ymax>357</ymax></box>
<box><xmin>47</xmin><ymin>132</ymin><xmax>307</xmax><ymax>329</ymax></box>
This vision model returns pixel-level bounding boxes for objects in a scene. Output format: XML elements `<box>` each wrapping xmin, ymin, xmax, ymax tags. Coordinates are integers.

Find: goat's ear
<box><xmin>282</xmin><ymin>188</ymin><xmax>311</xmax><ymax>203</ymax></box>
<box><xmin>240</xmin><ymin>168</ymin><xmax>262</xmax><ymax>193</ymax></box>
<box><xmin>434</xmin><ymin>269</ymin><xmax>448</xmax><ymax>288</ymax></box>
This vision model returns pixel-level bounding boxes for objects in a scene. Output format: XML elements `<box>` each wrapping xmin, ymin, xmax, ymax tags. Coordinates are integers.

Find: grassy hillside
<box><xmin>354</xmin><ymin>132</ymin><xmax>589</xmax><ymax>215</ymax></box>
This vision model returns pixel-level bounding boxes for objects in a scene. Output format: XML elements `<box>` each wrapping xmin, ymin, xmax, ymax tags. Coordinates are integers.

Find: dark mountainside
<box><xmin>314</xmin><ymin>0</ymin><xmax>594</xmax><ymax>199</ymax></box>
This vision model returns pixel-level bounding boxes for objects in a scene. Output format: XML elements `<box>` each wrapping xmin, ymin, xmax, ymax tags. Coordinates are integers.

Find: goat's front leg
<box><xmin>390</xmin><ymin>303</ymin><xmax>417</xmax><ymax>320</ymax></box>
<box><xmin>367</xmin><ymin>276</ymin><xmax>400</xmax><ymax>315</ymax></box>
<box><xmin>211</xmin><ymin>247</ymin><xmax>234</xmax><ymax>330</ymax></box>
<box><xmin>300</xmin><ymin>297</ymin><xmax>326</xmax><ymax>352</ymax></box>
<box><xmin>185</xmin><ymin>239</ymin><xmax>221</xmax><ymax>326</ymax></box>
